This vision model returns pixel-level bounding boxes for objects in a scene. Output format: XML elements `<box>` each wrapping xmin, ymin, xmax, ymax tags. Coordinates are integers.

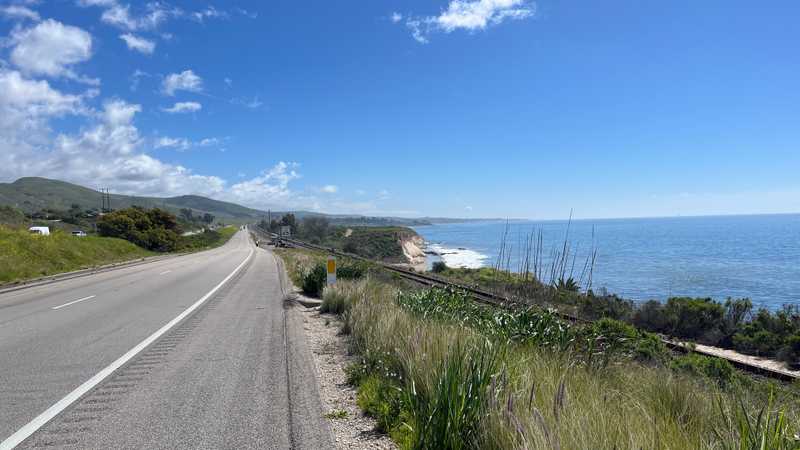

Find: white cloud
<box><xmin>232</xmin><ymin>95</ymin><xmax>263</xmax><ymax>109</ymax></box>
<box><xmin>95</xmin><ymin>2</ymin><xmax>179</xmax><ymax>31</ymax></box>
<box><xmin>10</xmin><ymin>19</ymin><xmax>97</xmax><ymax>83</ymax></box>
<box><xmin>197</xmin><ymin>137</ymin><xmax>219</xmax><ymax>147</ymax></box>
<box><xmin>1</xmin><ymin>5</ymin><xmax>40</xmax><ymax>21</ymax></box>
<box><xmin>355</xmin><ymin>189</ymin><xmax>366</xmax><ymax>196</ymax></box>
<box><xmin>0</xmin><ymin>73</ymin><xmax>313</xmax><ymax>209</ymax></box>
<box><xmin>162</xmin><ymin>70</ymin><xmax>202</xmax><ymax>96</ymax></box>
<box><xmin>400</xmin><ymin>0</ymin><xmax>534</xmax><ymax>43</ymax></box>
<box><xmin>154</xmin><ymin>135</ymin><xmax>220</xmax><ymax>151</ymax></box>
<box><xmin>129</xmin><ymin>69</ymin><xmax>149</xmax><ymax>91</ymax></box>
<box><xmin>224</xmin><ymin>162</ymin><xmax>313</xmax><ymax>210</ymax></box>
<box><xmin>321</xmin><ymin>185</ymin><xmax>338</xmax><ymax>194</ymax></box>
<box><xmin>79</xmin><ymin>1</ymin><xmax>233</xmax><ymax>31</ymax></box>
<box><xmin>119</xmin><ymin>33</ymin><xmax>155</xmax><ymax>54</ymax></box>
<box><xmin>154</xmin><ymin>136</ymin><xmax>190</xmax><ymax>151</ymax></box>
<box><xmin>162</xmin><ymin>101</ymin><xmax>201</xmax><ymax>113</ymax></box>
<box><xmin>192</xmin><ymin>6</ymin><xmax>227</xmax><ymax>22</ymax></box>
<box><xmin>391</xmin><ymin>12</ymin><xmax>403</xmax><ymax>23</ymax></box>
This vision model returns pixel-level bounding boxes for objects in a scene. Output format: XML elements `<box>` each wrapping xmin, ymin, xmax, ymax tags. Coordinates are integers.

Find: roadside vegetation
<box><xmin>0</xmin><ymin>225</ymin><xmax>152</xmax><ymax>284</ymax></box>
<box><xmin>279</xmin><ymin>247</ymin><xmax>800</xmax><ymax>449</ymax></box>
<box><xmin>0</xmin><ymin>207</ymin><xmax>236</xmax><ymax>285</ymax></box>
<box><xmin>435</xmin><ymin>265</ymin><xmax>800</xmax><ymax>369</ymax></box>
<box><xmin>261</xmin><ymin>214</ymin><xmax>417</xmax><ymax>263</ymax></box>
<box><xmin>98</xmin><ymin>207</ymin><xmax>235</xmax><ymax>252</ymax></box>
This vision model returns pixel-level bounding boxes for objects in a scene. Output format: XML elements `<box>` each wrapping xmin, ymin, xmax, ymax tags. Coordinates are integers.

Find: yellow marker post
<box><xmin>326</xmin><ymin>256</ymin><xmax>336</xmax><ymax>286</ymax></box>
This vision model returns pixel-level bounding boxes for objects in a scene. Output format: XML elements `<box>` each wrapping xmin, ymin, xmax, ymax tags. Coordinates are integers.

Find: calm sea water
<box><xmin>413</xmin><ymin>214</ymin><xmax>800</xmax><ymax>310</ymax></box>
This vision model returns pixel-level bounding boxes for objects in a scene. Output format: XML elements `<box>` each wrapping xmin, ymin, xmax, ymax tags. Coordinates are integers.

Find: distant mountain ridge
<box><xmin>0</xmin><ymin>177</ymin><xmax>265</xmax><ymax>220</ymax></box>
<box><xmin>0</xmin><ymin>177</ymin><xmax>490</xmax><ymax>225</ymax></box>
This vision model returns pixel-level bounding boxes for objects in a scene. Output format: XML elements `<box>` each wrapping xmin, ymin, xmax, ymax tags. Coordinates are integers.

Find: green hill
<box><xmin>0</xmin><ymin>177</ymin><xmax>265</xmax><ymax>221</ymax></box>
<box><xmin>0</xmin><ymin>177</ymin><xmax>483</xmax><ymax>227</ymax></box>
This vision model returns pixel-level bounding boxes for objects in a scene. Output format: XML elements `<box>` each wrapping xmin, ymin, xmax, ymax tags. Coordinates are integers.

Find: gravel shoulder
<box><xmin>297</xmin><ymin>298</ymin><xmax>396</xmax><ymax>450</ymax></box>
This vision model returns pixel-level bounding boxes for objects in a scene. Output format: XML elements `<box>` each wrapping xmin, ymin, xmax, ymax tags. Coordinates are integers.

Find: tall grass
<box><xmin>0</xmin><ymin>226</ymin><xmax>153</xmax><ymax>284</ymax></box>
<box><xmin>320</xmin><ymin>276</ymin><xmax>800</xmax><ymax>449</ymax></box>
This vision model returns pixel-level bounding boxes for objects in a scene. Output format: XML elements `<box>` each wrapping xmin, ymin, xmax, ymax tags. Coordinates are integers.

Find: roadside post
<box><xmin>326</xmin><ymin>256</ymin><xmax>336</xmax><ymax>286</ymax></box>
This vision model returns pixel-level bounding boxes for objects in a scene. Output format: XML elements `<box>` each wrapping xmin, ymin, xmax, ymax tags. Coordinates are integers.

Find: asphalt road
<box><xmin>0</xmin><ymin>230</ymin><xmax>333</xmax><ymax>449</ymax></box>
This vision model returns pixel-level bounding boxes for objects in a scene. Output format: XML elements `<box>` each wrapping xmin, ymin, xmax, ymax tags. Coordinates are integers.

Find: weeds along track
<box><xmin>251</xmin><ymin>226</ymin><xmax>799</xmax><ymax>383</ymax></box>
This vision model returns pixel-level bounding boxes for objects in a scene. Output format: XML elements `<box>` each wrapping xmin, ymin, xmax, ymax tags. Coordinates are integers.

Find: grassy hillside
<box><xmin>0</xmin><ymin>177</ymin><xmax>264</xmax><ymax>221</ymax></box>
<box><xmin>0</xmin><ymin>226</ymin><xmax>153</xmax><ymax>284</ymax></box>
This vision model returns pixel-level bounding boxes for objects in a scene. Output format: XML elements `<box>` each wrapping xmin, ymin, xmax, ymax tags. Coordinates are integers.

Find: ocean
<box><xmin>413</xmin><ymin>214</ymin><xmax>800</xmax><ymax>310</ymax></box>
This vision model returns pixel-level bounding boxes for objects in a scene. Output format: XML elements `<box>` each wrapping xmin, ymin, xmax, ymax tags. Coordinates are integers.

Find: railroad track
<box><xmin>253</xmin><ymin>226</ymin><xmax>799</xmax><ymax>382</ymax></box>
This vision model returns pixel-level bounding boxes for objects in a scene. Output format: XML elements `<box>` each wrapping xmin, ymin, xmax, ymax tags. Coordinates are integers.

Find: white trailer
<box><xmin>28</xmin><ymin>226</ymin><xmax>51</xmax><ymax>236</ymax></box>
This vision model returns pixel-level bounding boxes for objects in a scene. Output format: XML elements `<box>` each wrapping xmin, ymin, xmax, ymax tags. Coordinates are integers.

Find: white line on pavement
<box><xmin>51</xmin><ymin>295</ymin><xmax>96</xmax><ymax>310</ymax></box>
<box><xmin>159</xmin><ymin>270</ymin><xmax>172</xmax><ymax>275</ymax></box>
<box><xmin>0</xmin><ymin>246</ymin><xmax>254</xmax><ymax>450</ymax></box>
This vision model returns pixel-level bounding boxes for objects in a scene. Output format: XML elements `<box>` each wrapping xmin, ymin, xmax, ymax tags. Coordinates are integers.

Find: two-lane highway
<box><xmin>0</xmin><ymin>230</ymin><xmax>333</xmax><ymax>449</ymax></box>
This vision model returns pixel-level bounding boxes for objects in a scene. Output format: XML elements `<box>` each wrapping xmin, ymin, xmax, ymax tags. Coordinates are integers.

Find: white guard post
<box><xmin>326</xmin><ymin>256</ymin><xmax>336</xmax><ymax>286</ymax></box>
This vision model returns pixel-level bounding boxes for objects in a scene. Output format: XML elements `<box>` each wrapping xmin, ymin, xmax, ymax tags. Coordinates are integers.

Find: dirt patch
<box><xmin>299</xmin><ymin>304</ymin><xmax>396</xmax><ymax>450</ymax></box>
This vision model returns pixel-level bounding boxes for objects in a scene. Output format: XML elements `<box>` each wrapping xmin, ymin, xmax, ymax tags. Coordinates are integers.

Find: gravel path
<box><xmin>299</xmin><ymin>304</ymin><xmax>396</xmax><ymax>450</ymax></box>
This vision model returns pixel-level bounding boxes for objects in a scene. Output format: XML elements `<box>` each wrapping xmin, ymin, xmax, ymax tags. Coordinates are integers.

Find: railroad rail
<box><xmin>252</xmin><ymin>226</ymin><xmax>799</xmax><ymax>382</ymax></box>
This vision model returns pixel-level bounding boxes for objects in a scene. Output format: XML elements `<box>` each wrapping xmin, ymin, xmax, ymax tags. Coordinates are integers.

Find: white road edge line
<box><xmin>51</xmin><ymin>295</ymin><xmax>96</xmax><ymax>310</ymax></box>
<box><xmin>0</xmin><ymin>246</ymin><xmax>254</xmax><ymax>450</ymax></box>
<box><xmin>159</xmin><ymin>270</ymin><xmax>172</xmax><ymax>275</ymax></box>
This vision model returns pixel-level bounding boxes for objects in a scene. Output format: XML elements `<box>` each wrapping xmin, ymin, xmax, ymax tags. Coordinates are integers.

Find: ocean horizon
<box><xmin>413</xmin><ymin>213</ymin><xmax>800</xmax><ymax>310</ymax></box>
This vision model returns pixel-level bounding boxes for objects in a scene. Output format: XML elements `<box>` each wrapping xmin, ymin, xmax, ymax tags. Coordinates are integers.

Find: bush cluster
<box><xmin>546</xmin><ymin>286</ymin><xmax>800</xmax><ymax>368</ymax></box>
<box><xmin>97</xmin><ymin>207</ymin><xmax>181</xmax><ymax>252</ymax></box>
<box><xmin>301</xmin><ymin>261</ymin><xmax>367</xmax><ymax>298</ymax></box>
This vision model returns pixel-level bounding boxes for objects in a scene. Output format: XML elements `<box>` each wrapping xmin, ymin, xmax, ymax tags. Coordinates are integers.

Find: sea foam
<box><xmin>428</xmin><ymin>243</ymin><xmax>489</xmax><ymax>269</ymax></box>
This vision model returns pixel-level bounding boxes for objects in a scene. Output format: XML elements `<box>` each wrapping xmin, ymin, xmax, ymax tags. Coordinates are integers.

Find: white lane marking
<box><xmin>159</xmin><ymin>270</ymin><xmax>172</xmax><ymax>275</ymax></box>
<box><xmin>0</xmin><ymin>246</ymin><xmax>254</xmax><ymax>450</ymax></box>
<box><xmin>51</xmin><ymin>295</ymin><xmax>96</xmax><ymax>310</ymax></box>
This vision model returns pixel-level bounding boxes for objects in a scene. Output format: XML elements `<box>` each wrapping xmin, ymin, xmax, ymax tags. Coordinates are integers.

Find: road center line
<box><xmin>1</xmin><ymin>245</ymin><xmax>254</xmax><ymax>450</ymax></box>
<box><xmin>159</xmin><ymin>270</ymin><xmax>172</xmax><ymax>275</ymax></box>
<box><xmin>52</xmin><ymin>295</ymin><xmax>96</xmax><ymax>310</ymax></box>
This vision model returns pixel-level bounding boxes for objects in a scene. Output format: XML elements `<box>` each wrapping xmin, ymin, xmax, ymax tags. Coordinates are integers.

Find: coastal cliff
<box><xmin>400</xmin><ymin>234</ymin><xmax>427</xmax><ymax>271</ymax></box>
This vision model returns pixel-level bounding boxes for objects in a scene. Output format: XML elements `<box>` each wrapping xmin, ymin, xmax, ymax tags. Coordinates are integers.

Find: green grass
<box><xmin>0</xmin><ymin>225</ymin><xmax>237</xmax><ymax>285</ymax></box>
<box><xmin>348</xmin><ymin>280</ymin><xmax>800</xmax><ymax>449</ymax></box>
<box><xmin>0</xmin><ymin>225</ymin><xmax>153</xmax><ymax>284</ymax></box>
<box><xmin>177</xmin><ymin>226</ymin><xmax>237</xmax><ymax>251</ymax></box>
<box><xmin>278</xmin><ymin>244</ymin><xmax>800</xmax><ymax>450</ymax></box>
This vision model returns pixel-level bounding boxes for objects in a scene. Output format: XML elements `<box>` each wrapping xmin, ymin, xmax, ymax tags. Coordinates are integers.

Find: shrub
<box><xmin>590</xmin><ymin>318</ymin><xmax>668</xmax><ymax>363</ymax></box>
<box><xmin>432</xmin><ymin>261</ymin><xmax>448</xmax><ymax>273</ymax></box>
<box><xmin>663</xmin><ymin>297</ymin><xmax>725</xmax><ymax>343</ymax></box>
<box><xmin>777</xmin><ymin>335</ymin><xmax>800</xmax><ymax>369</ymax></box>
<box><xmin>577</xmin><ymin>293</ymin><xmax>634</xmax><ymax>321</ymax></box>
<box><xmin>97</xmin><ymin>207</ymin><xmax>181</xmax><ymax>252</ymax></box>
<box><xmin>302</xmin><ymin>263</ymin><xmax>327</xmax><ymax>297</ymax></box>
<box><xmin>633</xmin><ymin>299</ymin><xmax>671</xmax><ymax>332</ymax></box>
<box><xmin>337</xmin><ymin>262</ymin><xmax>367</xmax><ymax>280</ymax></box>
<box><xmin>732</xmin><ymin>329</ymin><xmax>782</xmax><ymax>356</ymax></box>
<box><xmin>670</xmin><ymin>353</ymin><xmax>737</xmax><ymax>387</ymax></box>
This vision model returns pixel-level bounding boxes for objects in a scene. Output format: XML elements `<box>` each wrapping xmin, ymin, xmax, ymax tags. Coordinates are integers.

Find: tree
<box><xmin>279</xmin><ymin>214</ymin><xmax>297</xmax><ymax>234</ymax></box>
<box><xmin>300</xmin><ymin>217</ymin><xmax>329</xmax><ymax>243</ymax></box>
<box><xmin>98</xmin><ymin>207</ymin><xmax>181</xmax><ymax>252</ymax></box>
<box><xmin>202</xmin><ymin>213</ymin><xmax>215</xmax><ymax>225</ymax></box>
<box><xmin>179</xmin><ymin>208</ymin><xmax>194</xmax><ymax>222</ymax></box>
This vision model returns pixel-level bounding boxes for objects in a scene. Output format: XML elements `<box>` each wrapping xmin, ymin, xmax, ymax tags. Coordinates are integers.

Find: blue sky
<box><xmin>0</xmin><ymin>0</ymin><xmax>798</xmax><ymax>219</ymax></box>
